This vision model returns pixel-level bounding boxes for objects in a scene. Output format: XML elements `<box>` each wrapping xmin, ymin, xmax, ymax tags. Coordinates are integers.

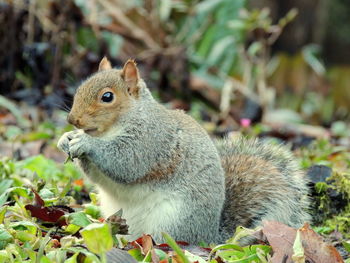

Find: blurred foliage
<box><xmin>1</xmin><ymin>0</ymin><xmax>350</xmax><ymax>125</ymax></box>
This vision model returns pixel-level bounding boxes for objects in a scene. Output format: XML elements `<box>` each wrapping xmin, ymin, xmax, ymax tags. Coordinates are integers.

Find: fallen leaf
<box><xmin>300</xmin><ymin>223</ymin><xmax>343</xmax><ymax>263</ymax></box>
<box><xmin>292</xmin><ymin>230</ymin><xmax>305</xmax><ymax>263</ymax></box>
<box><xmin>25</xmin><ymin>189</ymin><xmax>71</xmax><ymax>226</ymax></box>
<box><xmin>262</xmin><ymin>221</ymin><xmax>344</xmax><ymax>263</ymax></box>
<box><xmin>141</xmin><ymin>234</ymin><xmax>153</xmax><ymax>255</ymax></box>
<box><xmin>262</xmin><ymin>221</ymin><xmax>296</xmax><ymax>263</ymax></box>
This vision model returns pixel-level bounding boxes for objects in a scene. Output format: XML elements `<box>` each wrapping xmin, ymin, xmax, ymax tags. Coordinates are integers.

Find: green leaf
<box><xmin>226</xmin><ymin>226</ymin><xmax>260</xmax><ymax>245</ymax></box>
<box><xmin>81</xmin><ymin>223</ymin><xmax>113</xmax><ymax>254</ymax></box>
<box><xmin>0</xmin><ymin>250</ymin><xmax>10</xmax><ymax>261</ymax></box>
<box><xmin>302</xmin><ymin>44</ymin><xmax>325</xmax><ymax>75</ymax></box>
<box><xmin>184</xmin><ymin>250</ymin><xmax>206</xmax><ymax>263</ymax></box>
<box><xmin>84</xmin><ymin>204</ymin><xmax>101</xmax><ymax>219</ymax></box>
<box><xmin>63</xmin><ymin>162</ymin><xmax>81</xmax><ymax>180</ymax></box>
<box><xmin>66</xmin><ymin>247</ymin><xmax>100</xmax><ymax>262</ymax></box>
<box><xmin>65</xmin><ymin>224</ymin><xmax>81</xmax><ymax>235</ymax></box>
<box><xmin>89</xmin><ymin>192</ymin><xmax>99</xmax><ymax>205</ymax></box>
<box><xmin>0</xmin><ymin>192</ymin><xmax>9</xmax><ymax>207</ymax></box>
<box><xmin>9</xmin><ymin>187</ymin><xmax>31</xmax><ymax>199</ymax></box>
<box><xmin>0</xmin><ymin>179</ymin><xmax>13</xmax><ymax>194</ymax></box>
<box><xmin>40</xmin><ymin>256</ymin><xmax>52</xmax><ymax>263</ymax></box>
<box><xmin>76</xmin><ymin>27</ymin><xmax>99</xmax><ymax>53</ymax></box>
<box><xmin>0</xmin><ymin>187</ymin><xmax>31</xmax><ymax>206</ymax></box>
<box><xmin>158</xmin><ymin>0</ymin><xmax>172</xmax><ymax>22</ymax></box>
<box><xmin>46</xmin><ymin>250</ymin><xmax>66</xmax><ymax>262</ymax></box>
<box><xmin>37</xmin><ymin>229</ymin><xmax>53</xmax><ymax>263</ymax></box>
<box><xmin>20</xmin><ymin>131</ymin><xmax>52</xmax><ymax>142</ymax></box>
<box><xmin>343</xmin><ymin>241</ymin><xmax>350</xmax><ymax>253</ymax></box>
<box><xmin>195</xmin><ymin>0</ymin><xmax>225</xmax><ymax>15</ymax></box>
<box><xmin>210</xmin><ymin>243</ymin><xmax>244</xmax><ymax>255</ymax></box>
<box><xmin>142</xmin><ymin>250</ymin><xmax>152</xmax><ymax>262</ymax></box>
<box><xmin>39</xmin><ymin>188</ymin><xmax>55</xmax><ymax>199</ymax></box>
<box><xmin>128</xmin><ymin>248</ymin><xmax>144</xmax><ymax>262</ymax></box>
<box><xmin>331</xmin><ymin>121</ymin><xmax>349</xmax><ymax>137</ymax></box>
<box><xmin>15</xmin><ymin>231</ymin><xmax>37</xmax><ymax>243</ymax></box>
<box><xmin>64</xmin><ymin>252</ymin><xmax>79</xmax><ymax>263</ymax></box>
<box><xmin>0</xmin><ymin>225</ymin><xmax>13</xmax><ymax>250</ymax></box>
<box><xmin>16</xmin><ymin>155</ymin><xmax>63</xmax><ymax>181</ymax></box>
<box><xmin>247</xmin><ymin>42</ymin><xmax>262</xmax><ymax>57</ymax></box>
<box><xmin>207</xmin><ymin>36</ymin><xmax>235</xmax><ymax>65</ymax></box>
<box><xmin>0</xmin><ymin>206</ymin><xmax>7</xmax><ymax>224</ymax></box>
<box><xmin>227</xmin><ymin>20</ymin><xmax>246</xmax><ymax>30</ymax></box>
<box><xmin>101</xmin><ymin>31</ymin><xmax>123</xmax><ymax>57</ymax></box>
<box><xmin>68</xmin><ymin>212</ymin><xmax>92</xmax><ymax>227</ymax></box>
<box><xmin>154</xmin><ymin>249</ymin><xmax>167</xmax><ymax>261</ymax></box>
<box><xmin>162</xmin><ymin>232</ymin><xmax>190</xmax><ymax>263</ymax></box>
<box><xmin>59</xmin><ymin>178</ymin><xmax>72</xmax><ymax>199</ymax></box>
<box><xmin>10</xmin><ymin>221</ymin><xmax>37</xmax><ymax>235</ymax></box>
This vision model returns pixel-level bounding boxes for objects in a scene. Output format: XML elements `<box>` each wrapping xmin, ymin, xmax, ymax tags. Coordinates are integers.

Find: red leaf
<box><xmin>32</xmin><ymin>188</ymin><xmax>45</xmax><ymax>207</ymax></box>
<box><xmin>25</xmin><ymin>189</ymin><xmax>72</xmax><ymax>226</ymax></box>
<box><xmin>25</xmin><ymin>205</ymin><xmax>66</xmax><ymax>226</ymax></box>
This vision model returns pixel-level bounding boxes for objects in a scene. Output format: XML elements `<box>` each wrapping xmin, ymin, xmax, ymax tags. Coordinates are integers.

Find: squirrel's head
<box><xmin>67</xmin><ymin>57</ymin><xmax>140</xmax><ymax>136</ymax></box>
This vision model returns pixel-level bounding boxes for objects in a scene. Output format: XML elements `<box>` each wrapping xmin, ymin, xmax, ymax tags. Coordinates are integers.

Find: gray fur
<box><xmin>57</xmin><ymin>70</ymin><xmax>310</xmax><ymax>245</ymax></box>
<box><xmin>216</xmin><ymin>137</ymin><xmax>311</xmax><ymax>242</ymax></box>
<box><xmin>58</xmin><ymin>86</ymin><xmax>225</xmax><ymax>243</ymax></box>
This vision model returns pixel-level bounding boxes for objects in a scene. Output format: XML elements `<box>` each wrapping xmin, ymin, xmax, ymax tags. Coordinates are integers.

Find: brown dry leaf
<box><xmin>141</xmin><ymin>234</ymin><xmax>153</xmax><ymax>255</ymax></box>
<box><xmin>262</xmin><ymin>221</ymin><xmax>296</xmax><ymax>263</ymax></box>
<box><xmin>300</xmin><ymin>223</ymin><xmax>343</xmax><ymax>263</ymax></box>
<box><xmin>262</xmin><ymin>221</ymin><xmax>344</xmax><ymax>263</ymax></box>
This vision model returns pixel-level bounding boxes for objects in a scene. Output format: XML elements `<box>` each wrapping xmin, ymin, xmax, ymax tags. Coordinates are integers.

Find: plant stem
<box><xmin>100</xmin><ymin>252</ymin><xmax>107</xmax><ymax>263</ymax></box>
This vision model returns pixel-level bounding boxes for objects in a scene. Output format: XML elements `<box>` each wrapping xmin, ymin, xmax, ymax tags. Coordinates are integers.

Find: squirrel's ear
<box><xmin>98</xmin><ymin>57</ymin><xmax>112</xmax><ymax>71</ymax></box>
<box><xmin>121</xmin><ymin>59</ymin><xmax>140</xmax><ymax>96</ymax></box>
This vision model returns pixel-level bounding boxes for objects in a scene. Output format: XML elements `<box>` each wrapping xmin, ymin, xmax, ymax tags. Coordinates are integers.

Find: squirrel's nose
<box><xmin>67</xmin><ymin>114</ymin><xmax>80</xmax><ymax>127</ymax></box>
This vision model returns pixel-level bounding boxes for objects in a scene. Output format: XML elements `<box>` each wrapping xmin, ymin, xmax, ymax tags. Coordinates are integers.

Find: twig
<box><xmin>96</xmin><ymin>0</ymin><xmax>160</xmax><ymax>49</ymax></box>
<box><xmin>27</xmin><ymin>0</ymin><xmax>35</xmax><ymax>44</ymax></box>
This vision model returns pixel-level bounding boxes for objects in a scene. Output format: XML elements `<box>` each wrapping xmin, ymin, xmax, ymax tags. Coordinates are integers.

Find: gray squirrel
<box><xmin>57</xmin><ymin>57</ymin><xmax>310</xmax><ymax>244</ymax></box>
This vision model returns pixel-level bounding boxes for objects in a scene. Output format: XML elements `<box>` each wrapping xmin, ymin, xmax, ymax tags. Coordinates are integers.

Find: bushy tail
<box><xmin>215</xmin><ymin>136</ymin><xmax>311</xmax><ymax>241</ymax></box>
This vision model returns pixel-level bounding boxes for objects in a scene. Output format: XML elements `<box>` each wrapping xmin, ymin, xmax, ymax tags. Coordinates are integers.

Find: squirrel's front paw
<box><xmin>68</xmin><ymin>129</ymin><xmax>91</xmax><ymax>159</ymax></box>
<box><xmin>57</xmin><ymin>130</ymin><xmax>77</xmax><ymax>155</ymax></box>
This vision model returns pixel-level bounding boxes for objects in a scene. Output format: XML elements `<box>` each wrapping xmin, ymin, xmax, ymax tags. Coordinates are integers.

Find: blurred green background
<box><xmin>1</xmin><ymin>0</ymin><xmax>350</xmax><ymax>128</ymax></box>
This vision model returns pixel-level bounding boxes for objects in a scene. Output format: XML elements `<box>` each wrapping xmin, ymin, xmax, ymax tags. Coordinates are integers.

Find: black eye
<box><xmin>101</xmin><ymin>92</ymin><xmax>114</xmax><ymax>103</ymax></box>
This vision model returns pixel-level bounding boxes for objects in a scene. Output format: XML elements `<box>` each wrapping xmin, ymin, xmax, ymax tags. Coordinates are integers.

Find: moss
<box><xmin>314</xmin><ymin>172</ymin><xmax>350</xmax><ymax>238</ymax></box>
<box><xmin>323</xmin><ymin>205</ymin><xmax>350</xmax><ymax>239</ymax></box>
<box><xmin>312</xmin><ymin>182</ymin><xmax>333</xmax><ymax>223</ymax></box>
<box><xmin>330</xmin><ymin>172</ymin><xmax>350</xmax><ymax>198</ymax></box>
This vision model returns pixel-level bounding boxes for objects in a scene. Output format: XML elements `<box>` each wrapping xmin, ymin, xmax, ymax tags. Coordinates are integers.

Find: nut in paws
<box><xmin>68</xmin><ymin>130</ymin><xmax>91</xmax><ymax>159</ymax></box>
<box><xmin>57</xmin><ymin>130</ymin><xmax>78</xmax><ymax>155</ymax></box>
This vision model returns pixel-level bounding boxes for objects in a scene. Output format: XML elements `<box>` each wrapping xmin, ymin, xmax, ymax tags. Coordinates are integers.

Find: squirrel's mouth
<box><xmin>84</xmin><ymin>128</ymin><xmax>98</xmax><ymax>135</ymax></box>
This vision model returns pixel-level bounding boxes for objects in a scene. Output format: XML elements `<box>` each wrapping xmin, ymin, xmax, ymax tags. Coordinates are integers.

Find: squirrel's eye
<box><xmin>101</xmin><ymin>92</ymin><xmax>114</xmax><ymax>103</ymax></box>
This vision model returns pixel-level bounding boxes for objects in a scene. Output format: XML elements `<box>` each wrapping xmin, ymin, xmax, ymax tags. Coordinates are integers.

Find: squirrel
<box><xmin>57</xmin><ymin>57</ymin><xmax>310</xmax><ymax>244</ymax></box>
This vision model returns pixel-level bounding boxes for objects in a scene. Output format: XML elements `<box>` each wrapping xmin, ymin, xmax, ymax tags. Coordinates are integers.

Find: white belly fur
<box><xmin>79</xmin><ymin>161</ymin><xmax>183</xmax><ymax>240</ymax></box>
<box><xmin>95</xmin><ymin>177</ymin><xmax>182</xmax><ymax>241</ymax></box>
